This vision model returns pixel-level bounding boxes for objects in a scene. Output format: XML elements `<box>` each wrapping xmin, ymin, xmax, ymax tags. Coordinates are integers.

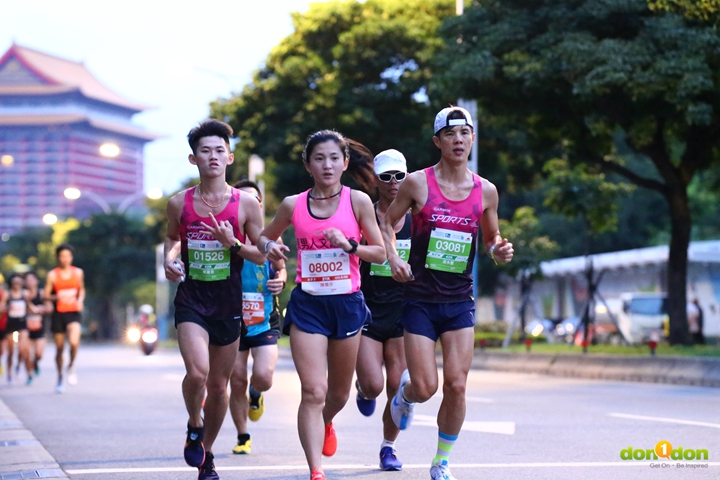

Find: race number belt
<box><xmin>8</xmin><ymin>300</ymin><xmax>26</xmax><ymax>318</ymax></box>
<box><xmin>300</xmin><ymin>248</ymin><xmax>352</xmax><ymax>295</ymax></box>
<box><xmin>425</xmin><ymin>227</ymin><xmax>472</xmax><ymax>274</ymax></box>
<box><xmin>242</xmin><ymin>292</ymin><xmax>265</xmax><ymax>326</ymax></box>
<box><xmin>188</xmin><ymin>239</ymin><xmax>230</xmax><ymax>281</ymax></box>
<box><xmin>370</xmin><ymin>239</ymin><xmax>411</xmax><ymax>277</ymax></box>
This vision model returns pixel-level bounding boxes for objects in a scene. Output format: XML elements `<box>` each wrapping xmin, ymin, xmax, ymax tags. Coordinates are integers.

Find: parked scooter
<box><xmin>127</xmin><ymin>304</ymin><xmax>158</xmax><ymax>355</ymax></box>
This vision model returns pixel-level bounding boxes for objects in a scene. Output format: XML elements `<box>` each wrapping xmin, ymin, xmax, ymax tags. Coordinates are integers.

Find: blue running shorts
<box><xmin>283</xmin><ymin>286</ymin><xmax>371</xmax><ymax>340</ymax></box>
<box><xmin>400</xmin><ymin>300</ymin><xmax>475</xmax><ymax>342</ymax></box>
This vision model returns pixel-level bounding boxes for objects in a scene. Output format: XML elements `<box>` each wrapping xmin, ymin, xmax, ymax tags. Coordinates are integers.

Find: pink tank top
<box><xmin>292</xmin><ymin>186</ymin><xmax>362</xmax><ymax>295</ymax></box>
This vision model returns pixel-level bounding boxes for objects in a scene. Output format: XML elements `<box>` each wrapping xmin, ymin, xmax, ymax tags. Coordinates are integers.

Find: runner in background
<box><xmin>24</xmin><ymin>271</ymin><xmax>48</xmax><ymax>379</ymax></box>
<box><xmin>380</xmin><ymin>106</ymin><xmax>514</xmax><ymax>480</ymax></box>
<box><xmin>228</xmin><ymin>180</ymin><xmax>287</xmax><ymax>455</ymax></box>
<box><xmin>0</xmin><ymin>273</ymin><xmax>5</xmax><ymax>376</ymax></box>
<box><xmin>355</xmin><ymin>149</ymin><xmax>410</xmax><ymax>471</ymax></box>
<box><xmin>45</xmin><ymin>243</ymin><xmax>85</xmax><ymax>393</ymax></box>
<box><xmin>257</xmin><ymin>131</ymin><xmax>385</xmax><ymax>480</ymax></box>
<box><xmin>0</xmin><ymin>273</ymin><xmax>32</xmax><ymax>385</ymax></box>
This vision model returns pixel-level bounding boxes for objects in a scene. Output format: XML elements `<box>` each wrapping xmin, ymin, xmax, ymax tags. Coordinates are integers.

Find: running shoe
<box><xmin>430</xmin><ymin>460</ymin><xmax>457</xmax><ymax>480</ymax></box>
<box><xmin>310</xmin><ymin>466</ymin><xmax>326</xmax><ymax>480</ymax></box>
<box><xmin>197</xmin><ymin>452</ymin><xmax>219</xmax><ymax>480</ymax></box>
<box><xmin>322</xmin><ymin>422</ymin><xmax>337</xmax><ymax>456</ymax></box>
<box><xmin>232</xmin><ymin>434</ymin><xmax>251</xmax><ymax>454</ymax></box>
<box><xmin>55</xmin><ymin>379</ymin><xmax>64</xmax><ymax>394</ymax></box>
<box><xmin>66</xmin><ymin>368</ymin><xmax>78</xmax><ymax>386</ymax></box>
<box><xmin>26</xmin><ymin>376</ymin><xmax>33</xmax><ymax>386</ymax></box>
<box><xmin>33</xmin><ymin>359</ymin><xmax>40</xmax><ymax>376</ymax></box>
<box><xmin>248</xmin><ymin>391</ymin><xmax>264</xmax><ymax>422</ymax></box>
<box><xmin>184</xmin><ymin>422</ymin><xmax>206</xmax><ymax>467</ymax></box>
<box><xmin>390</xmin><ymin>369</ymin><xmax>414</xmax><ymax>430</ymax></box>
<box><xmin>379</xmin><ymin>446</ymin><xmax>403</xmax><ymax>471</ymax></box>
<box><xmin>355</xmin><ymin>379</ymin><xmax>376</xmax><ymax>417</ymax></box>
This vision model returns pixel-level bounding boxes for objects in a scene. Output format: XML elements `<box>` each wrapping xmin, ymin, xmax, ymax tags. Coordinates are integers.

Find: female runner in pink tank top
<box><xmin>258</xmin><ymin>130</ymin><xmax>385</xmax><ymax>480</ymax></box>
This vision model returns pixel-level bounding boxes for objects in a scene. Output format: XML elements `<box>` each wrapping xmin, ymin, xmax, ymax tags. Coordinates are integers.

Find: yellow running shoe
<box><xmin>248</xmin><ymin>391</ymin><xmax>264</xmax><ymax>422</ymax></box>
<box><xmin>232</xmin><ymin>434</ymin><xmax>251</xmax><ymax>454</ymax></box>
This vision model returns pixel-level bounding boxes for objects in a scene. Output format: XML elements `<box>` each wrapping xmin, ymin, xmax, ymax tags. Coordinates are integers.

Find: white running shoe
<box><xmin>67</xmin><ymin>368</ymin><xmax>78</xmax><ymax>386</ymax></box>
<box><xmin>430</xmin><ymin>460</ymin><xmax>457</xmax><ymax>480</ymax></box>
<box><xmin>55</xmin><ymin>381</ymin><xmax>65</xmax><ymax>394</ymax></box>
<box><xmin>390</xmin><ymin>369</ymin><xmax>414</xmax><ymax>430</ymax></box>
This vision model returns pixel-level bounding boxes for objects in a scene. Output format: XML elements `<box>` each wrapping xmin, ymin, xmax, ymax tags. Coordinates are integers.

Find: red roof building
<box><xmin>0</xmin><ymin>44</ymin><xmax>159</xmax><ymax>234</ymax></box>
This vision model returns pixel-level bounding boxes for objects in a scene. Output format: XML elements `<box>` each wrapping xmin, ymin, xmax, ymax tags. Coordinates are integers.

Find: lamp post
<box><xmin>64</xmin><ymin>187</ymin><xmax>163</xmax><ymax>214</ymax></box>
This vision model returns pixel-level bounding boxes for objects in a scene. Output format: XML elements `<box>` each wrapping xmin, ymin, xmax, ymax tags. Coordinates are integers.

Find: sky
<box><xmin>0</xmin><ymin>0</ymin><xmax>319</xmax><ymax>194</ymax></box>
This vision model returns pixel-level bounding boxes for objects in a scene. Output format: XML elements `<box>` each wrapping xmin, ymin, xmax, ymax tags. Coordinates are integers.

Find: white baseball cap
<box><xmin>433</xmin><ymin>106</ymin><xmax>474</xmax><ymax>135</ymax></box>
<box><xmin>373</xmin><ymin>149</ymin><xmax>407</xmax><ymax>174</ymax></box>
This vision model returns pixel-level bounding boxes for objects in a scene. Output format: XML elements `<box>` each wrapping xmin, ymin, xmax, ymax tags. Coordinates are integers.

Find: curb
<box><xmin>0</xmin><ymin>397</ymin><xmax>67</xmax><ymax>479</ymax></box>
<box><xmin>468</xmin><ymin>351</ymin><xmax>720</xmax><ymax>387</ymax></box>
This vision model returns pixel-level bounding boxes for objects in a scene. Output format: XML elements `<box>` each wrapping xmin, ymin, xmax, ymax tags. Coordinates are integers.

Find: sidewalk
<box><xmin>0</xmin><ymin>397</ymin><xmax>66</xmax><ymax>479</ymax></box>
<box><xmin>467</xmin><ymin>350</ymin><xmax>720</xmax><ymax>387</ymax></box>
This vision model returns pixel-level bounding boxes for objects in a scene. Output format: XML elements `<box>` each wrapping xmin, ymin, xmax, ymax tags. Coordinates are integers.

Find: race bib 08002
<box><xmin>425</xmin><ymin>228</ymin><xmax>472</xmax><ymax>274</ymax></box>
<box><xmin>188</xmin><ymin>239</ymin><xmax>230</xmax><ymax>281</ymax></box>
<box><xmin>300</xmin><ymin>248</ymin><xmax>351</xmax><ymax>295</ymax></box>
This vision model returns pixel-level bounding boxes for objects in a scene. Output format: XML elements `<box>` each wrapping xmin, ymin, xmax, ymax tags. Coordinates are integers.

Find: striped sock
<box><xmin>432</xmin><ymin>431</ymin><xmax>458</xmax><ymax>466</ymax></box>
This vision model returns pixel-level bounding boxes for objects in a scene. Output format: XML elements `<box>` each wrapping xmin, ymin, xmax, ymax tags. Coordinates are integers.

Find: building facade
<box><xmin>0</xmin><ymin>44</ymin><xmax>158</xmax><ymax>234</ymax></box>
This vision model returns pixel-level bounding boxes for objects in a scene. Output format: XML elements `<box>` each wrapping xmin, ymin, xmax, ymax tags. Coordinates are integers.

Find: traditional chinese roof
<box><xmin>0</xmin><ymin>44</ymin><xmax>150</xmax><ymax>112</ymax></box>
<box><xmin>0</xmin><ymin>114</ymin><xmax>160</xmax><ymax>140</ymax></box>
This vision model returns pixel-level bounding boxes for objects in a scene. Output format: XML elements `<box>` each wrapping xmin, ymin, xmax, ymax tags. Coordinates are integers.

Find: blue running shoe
<box><xmin>379</xmin><ymin>446</ymin><xmax>402</xmax><ymax>471</ymax></box>
<box><xmin>197</xmin><ymin>452</ymin><xmax>219</xmax><ymax>480</ymax></box>
<box><xmin>184</xmin><ymin>421</ymin><xmax>206</xmax><ymax>467</ymax></box>
<box><xmin>430</xmin><ymin>459</ymin><xmax>457</xmax><ymax>480</ymax></box>
<box><xmin>390</xmin><ymin>369</ymin><xmax>414</xmax><ymax>430</ymax></box>
<box><xmin>355</xmin><ymin>380</ymin><xmax>376</xmax><ymax>417</ymax></box>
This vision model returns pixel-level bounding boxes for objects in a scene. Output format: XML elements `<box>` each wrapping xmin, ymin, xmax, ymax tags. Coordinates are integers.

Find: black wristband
<box><xmin>345</xmin><ymin>239</ymin><xmax>358</xmax><ymax>254</ymax></box>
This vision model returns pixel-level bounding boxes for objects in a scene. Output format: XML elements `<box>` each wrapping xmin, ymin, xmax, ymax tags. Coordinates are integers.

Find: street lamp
<box><xmin>64</xmin><ymin>187</ymin><xmax>163</xmax><ymax>214</ymax></box>
<box><xmin>99</xmin><ymin>143</ymin><xmax>121</xmax><ymax>158</ymax></box>
<box><xmin>43</xmin><ymin>213</ymin><xmax>58</xmax><ymax>225</ymax></box>
<box><xmin>64</xmin><ymin>187</ymin><xmax>112</xmax><ymax>214</ymax></box>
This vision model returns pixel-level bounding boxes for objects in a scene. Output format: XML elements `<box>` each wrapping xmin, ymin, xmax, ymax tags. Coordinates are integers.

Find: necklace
<box><xmin>308</xmin><ymin>188</ymin><xmax>342</xmax><ymax>200</ymax></box>
<box><xmin>199</xmin><ymin>185</ymin><xmax>228</xmax><ymax>208</ymax></box>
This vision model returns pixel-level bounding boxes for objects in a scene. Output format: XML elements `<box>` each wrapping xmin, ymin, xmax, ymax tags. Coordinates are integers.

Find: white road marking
<box><xmin>466</xmin><ymin>396</ymin><xmax>494</xmax><ymax>403</ymax></box>
<box><xmin>66</xmin><ymin>462</ymin><xmax>720</xmax><ymax>475</ymax></box>
<box><xmin>413</xmin><ymin>414</ymin><xmax>515</xmax><ymax>435</ymax></box>
<box><xmin>608</xmin><ymin>413</ymin><xmax>720</xmax><ymax>429</ymax></box>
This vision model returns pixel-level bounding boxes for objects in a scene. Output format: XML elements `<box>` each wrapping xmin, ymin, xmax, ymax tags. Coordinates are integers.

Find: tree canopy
<box><xmin>434</xmin><ymin>0</ymin><xmax>720</xmax><ymax>344</ymax></box>
<box><xmin>212</xmin><ymin>0</ymin><xmax>455</xmax><ymax>206</ymax></box>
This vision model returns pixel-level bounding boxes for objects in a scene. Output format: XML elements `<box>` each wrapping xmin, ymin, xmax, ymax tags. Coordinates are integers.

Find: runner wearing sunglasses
<box><xmin>355</xmin><ymin>149</ymin><xmax>411</xmax><ymax>471</ymax></box>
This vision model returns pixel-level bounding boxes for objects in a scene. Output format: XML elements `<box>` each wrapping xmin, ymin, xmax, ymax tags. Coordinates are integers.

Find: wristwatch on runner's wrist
<box><xmin>229</xmin><ymin>238</ymin><xmax>243</xmax><ymax>256</ymax></box>
<box><xmin>345</xmin><ymin>239</ymin><xmax>359</xmax><ymax>254</ymax></box>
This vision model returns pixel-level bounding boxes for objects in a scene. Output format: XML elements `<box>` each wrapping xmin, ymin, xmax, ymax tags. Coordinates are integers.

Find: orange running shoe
<box><xmin>322</xmin><ymin>422</ymin><xmax>337</xmax><ymax>456</ymax></box>
<box><xmin>311</xmin><ymin>466</ymin><xmax>326</xmax><ymax>480</ymax></box>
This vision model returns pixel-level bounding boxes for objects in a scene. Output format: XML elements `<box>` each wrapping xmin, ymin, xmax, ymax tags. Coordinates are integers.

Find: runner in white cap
<box><xmin>355</xmin><ymin>149</ymin><xmax>411</xmax><ymax>471</ymax></box>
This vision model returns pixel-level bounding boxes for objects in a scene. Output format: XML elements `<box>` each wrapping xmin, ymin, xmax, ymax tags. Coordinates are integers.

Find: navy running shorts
<box><xmin>239</xmin><ymin>329</ymin><xmax>279</xmax><ymax>351</ymax></box>
<box><xmin>400</xmin><ymin>300</ymin><xmax>475</xmax><ymax>342</ymax></box>
<box><xmin>362</xmin><ymin>300</ymin><xmax>403</xmax><ymax>343</ymax></box>
<box><xmin>283</xmin><ymin>286</ymin><xmax>371</xmax><ymax>340</ymax></box>
<box><xmin>51</xmin><ymin>311</ymin><xmax>81</xmax><ymax>334</ymax></box>
<box><xmin>175</xmin><ymin>306</ymin><xmax>242</xmax><ymax>347</ymax></box>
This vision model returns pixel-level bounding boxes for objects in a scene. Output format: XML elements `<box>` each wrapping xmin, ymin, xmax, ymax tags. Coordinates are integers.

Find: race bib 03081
<box><xmin>425</xmin><ymin>228</ymin><xmax>472</xmax><ymax>274</ymax></box>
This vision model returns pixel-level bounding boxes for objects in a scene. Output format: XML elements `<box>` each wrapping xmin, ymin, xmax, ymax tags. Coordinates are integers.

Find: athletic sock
<box><xmin>249</xmin><ymin>385</ymin><xmax>260</xmax><ymax>399</ymax></box>
<box><xmin>400</xmin><ymin>386</ymin><xmax>411</xmax><ymax>404</ymax></box>
<box><xmin>432</xmin><ymin>431</ymin><xmax>458</xmax><ymax>465</ymax></box>
<box><xmin>380</xmin><ymin>439</ymin><xmax>395</xmax><ymax>450</ymax></box>
<box><xmin>238</xmin><ymin>432</ymin><xmax>250</xmax><ymax>443</ymax></box>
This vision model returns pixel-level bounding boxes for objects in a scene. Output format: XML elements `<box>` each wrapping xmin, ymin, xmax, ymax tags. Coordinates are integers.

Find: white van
<box><xmin>615</xmin><ymin>292</ymin><xmax>666</xmax><ymax>344</ymax></box>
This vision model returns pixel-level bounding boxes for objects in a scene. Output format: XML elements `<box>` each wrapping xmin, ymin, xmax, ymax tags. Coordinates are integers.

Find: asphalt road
<box><xmin>1</xmin><ymin>344</ymin><xmax>719</xmax><ymax>480</ymax></box>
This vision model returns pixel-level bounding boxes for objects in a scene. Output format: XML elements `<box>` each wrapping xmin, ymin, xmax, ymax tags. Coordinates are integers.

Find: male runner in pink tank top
<box><xmin>379</xmin><ymin>106</ymin><xmax>514</xmax><ymax>480</ymax></box>
<box><xmin>163</xmin><ymin>119</ymin><xmax>266</xmax><ymax>480</ymax></box>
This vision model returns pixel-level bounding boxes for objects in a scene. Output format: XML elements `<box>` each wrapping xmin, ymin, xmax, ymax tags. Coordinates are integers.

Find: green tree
<box><xmin>648</xmin><ymin>0</ymin><xmax>720</xmax><ymax>22</ymax></box>
<box><xmin>435</xmin><ymin>0</ymin><xmax>720</xmax><ymax>345</ymax></box>
<box><xmin>212</xmin><ymin>0</ymin><xmax>455</xmax><ymax>208</ymax></box>
<box><xmin>66</xmin><ymin>213</ymin><xmax>157</xmax><ymax>339</ymax></box>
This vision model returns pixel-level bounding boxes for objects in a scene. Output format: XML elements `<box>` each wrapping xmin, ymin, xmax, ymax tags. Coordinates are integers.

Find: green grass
<box><xmin>497</xmin><ymin>342</ymin><xmax>720</xmax><ymax>358</ymax></box>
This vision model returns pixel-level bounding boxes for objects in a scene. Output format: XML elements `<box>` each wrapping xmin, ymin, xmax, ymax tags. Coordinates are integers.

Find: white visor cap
<box><xmin>373</xmin><ymin>149</ymin><xmax>408</xmax><ymax>174</ymax></box>
<box><xmin>433</xmin><ymin>106</ymin><xmax>474</xmax><ymax>135</ymax></box>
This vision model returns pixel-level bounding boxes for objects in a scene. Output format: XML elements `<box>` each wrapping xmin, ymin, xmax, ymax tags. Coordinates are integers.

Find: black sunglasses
<box><xmin>378</xmin><ymin>172</ymin><xmax>406</xmax><ymax>183</ymax></box>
